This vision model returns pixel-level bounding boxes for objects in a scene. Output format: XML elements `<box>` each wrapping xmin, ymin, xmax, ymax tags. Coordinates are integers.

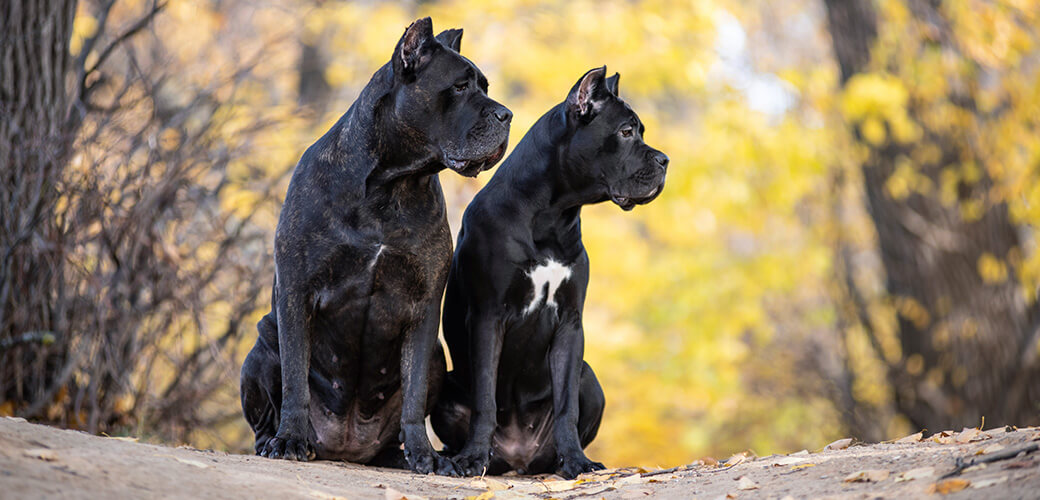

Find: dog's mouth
<box><xmin>611</xmin><ymin>184</ymin><xmax>664</xmax><ymax>211</ymax></box>
<box><xmin>445</xmin><ymin>140</ymin><xmax>508</xmax><ymax>178</ymax></box>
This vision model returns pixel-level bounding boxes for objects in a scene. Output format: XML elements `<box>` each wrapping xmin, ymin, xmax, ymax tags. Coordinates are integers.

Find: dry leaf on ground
<box><xmin>825</xmin><ymin>438</ymin><xmax>853</xmax><ymax>451</ymax></box>
<box><xmin>736</xmin><ymin>476</ymin><xmax>759</xmax><ymax>490</ymax></box>
<box><xmin>955</xmin><ymin>427</ymin><xmax>987</xmax><ymax>444</ymax></box>
<box><xmin>895</xmin><ymin>466</ymin><xmax>934</xmax><ymax>482</ymax></box>
<box><xmin>843</xmin><ymin>469</ymin><xmax>890</xmax><ymax>482</ymax></box>
<box><xmin>770</xmin><ymin>456</ymin><xmax>808</xmax><ymax>466</ymax></box>
<box><xmin>979</xmin><ymin>443</ymin><xmax>1005</xmax><ymax>455</ymax></box>
<box><xmin>174</xmin><ymin>457</ymin><xmax>209</xmax><ymax>468</ymax></box>
<box><xmin>895</xmin><ymin>431</ymin><xmax>924</xmax><ymax>444</ymax></box>
<box><xmin>972</xmin><ymin>476</ymin><xmax>1008</xmax><ymax>489</ymax></box>
<box><xmin>723</xmin><ymin>453</ymin><xmax>749</xmax><ymax>467</ymax></box>
<box><xmin>105</xmin><ymin>436</ymin><xmax>139</xmax><ymax>442</ymax></box>
<box><xmin>927</xmin><ymin>478</ymin><xmax>970</xmax><ymax>494</ymax></box>
<box><xmin>541</xmin><ymin>479</ymin><xmax>580</xmax><ymax>492</ymax></box>
<box><xmin>470</xmin><ymin>478</ymin><xmax>510</xmax><ymax>491</ymax></box>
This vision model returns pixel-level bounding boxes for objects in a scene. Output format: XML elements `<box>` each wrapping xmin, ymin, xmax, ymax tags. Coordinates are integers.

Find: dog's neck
<box><xmin>486</xmin><ymin>105</ymin><xmax>610</xmax><ymax>251</ymax></box>
<box><xmin>331</xmin><ymin>65</ymin><xmax>444</xmax><ymax>197</ymax></box>
<box><xmin>504</xmin><ymin>106</ymin><xmax>609</xmax><ymax>214</ymax></box>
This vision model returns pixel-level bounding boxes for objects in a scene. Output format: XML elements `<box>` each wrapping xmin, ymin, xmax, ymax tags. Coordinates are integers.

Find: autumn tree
<box><xmin>823</xmin><ymin>0</ymin><xmax>1040</xmax><ymax>432</ymax></box>
<box><xmin>1</xmin><ymin>0</ymin><xmax>292</xmax><ymax>445</ymax></box>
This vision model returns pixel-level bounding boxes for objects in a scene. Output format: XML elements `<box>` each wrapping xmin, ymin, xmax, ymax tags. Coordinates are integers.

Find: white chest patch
<box><xmin>524</xmin><ymin>259</ymin><xmax>572</xmax><ymax>315</ymax></box>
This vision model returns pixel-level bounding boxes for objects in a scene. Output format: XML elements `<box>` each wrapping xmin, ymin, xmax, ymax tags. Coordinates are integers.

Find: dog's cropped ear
<box><xmin>605</xmin><ymin>72</ymin><xmax>620</xmax><ymax>97</ymax></box>
<box><xmin>436</xmin><ymin>28</ymin><xmax>463</xmax><ymax>53</ymax></box>
<box><xmin>567</xmin><ymin>66</ymin><xmax>609</xmax><ymax>119</ymax></box>
<box><xmin>393</xmin><ymin>17</ymin><xmax>436</xmax><ymax>81</ymax></box>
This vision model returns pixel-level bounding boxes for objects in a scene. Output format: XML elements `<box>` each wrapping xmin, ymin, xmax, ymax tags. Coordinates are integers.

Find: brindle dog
<box><xmin>240</xmin><ymin>18</ymin><xmax>511</xmax><ymax>475</ymax></box>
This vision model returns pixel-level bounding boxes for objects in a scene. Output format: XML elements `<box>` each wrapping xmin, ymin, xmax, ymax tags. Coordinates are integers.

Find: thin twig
<box><xmin>941</xmin><ymin>442</ymin><xmax>1039</xmax><ymax>479</ymax></box>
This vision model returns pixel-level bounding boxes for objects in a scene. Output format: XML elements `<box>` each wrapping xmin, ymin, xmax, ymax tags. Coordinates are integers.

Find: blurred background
<box><xmin>2</xmin><ymin>0</ymin><xmax>1039</xmax><ymax>468</ymax></box>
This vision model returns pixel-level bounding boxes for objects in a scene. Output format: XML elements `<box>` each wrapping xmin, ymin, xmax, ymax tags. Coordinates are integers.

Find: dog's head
<box><xmin>561</xmin><ymin>67</ymin><xmax>668</xmax><ymax>210</ymax></box>
<box><xmin>388</xmin><ymin>18</ymin><xmax>511</xmax><ymax>177</ymax></box>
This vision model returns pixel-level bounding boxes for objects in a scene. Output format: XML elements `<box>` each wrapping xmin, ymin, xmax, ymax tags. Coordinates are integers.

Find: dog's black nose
<box><xmin>653</xmin><ymin>152</ymin><xmax>669</xmax><ymax>167</ymax></box>
<box><xmin>493</xmin><ymin>106</ymin><xmax>512</xmax><ymax>123</ymax></box>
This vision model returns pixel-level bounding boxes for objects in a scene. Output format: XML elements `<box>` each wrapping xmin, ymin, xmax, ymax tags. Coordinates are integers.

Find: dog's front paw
<box><xmin>260</xmin><ymin>435</ymin><xmax>316</xmax><ymax>462</ymax></box>
<box><xmin>451</xmin><ymin>447</ymin><xmax>491</xmax><ymax>477</ymax></box>
<box><xmin>557</xmin><ymin>453</ymin><xmax>605</xmax><ymax>479</ymax></box>
<box><xmin>405</xmin><ymin>445</ymin><xmax>459</xmax><ymax>476</ymax></box>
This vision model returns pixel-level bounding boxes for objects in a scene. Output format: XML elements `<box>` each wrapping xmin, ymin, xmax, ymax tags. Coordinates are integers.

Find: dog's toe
<box><xmin>262</xmin><ymin>436</ymin><xmax>315</xmax><ymax>462</ymax></box>
<box><xmin>557</xmin><ymin>454</ymin><xmax>604</xmax><ymax>479</ymax></box>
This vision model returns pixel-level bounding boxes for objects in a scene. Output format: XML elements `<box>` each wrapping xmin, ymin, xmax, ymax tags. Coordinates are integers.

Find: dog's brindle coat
<box><xmin>431</xmin><ymin>67</ymin><xmax>668</xmax><ymax>479</ymax></box>
<box><xmin>240</xmin><ymin>18</ymin><xmax>510</xmax><ymax>475</ymax></box>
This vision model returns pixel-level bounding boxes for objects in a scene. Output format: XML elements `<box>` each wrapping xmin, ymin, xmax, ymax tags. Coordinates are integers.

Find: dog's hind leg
<box><xmin>577</xmin><ymin>361</ymin><xmax>604</xmax><ymax>448</ymax></box>
<box><xmin>430</xmin><ymin>372</ymin><xmax>472</xmax><ymax>454</ymax></box>
<box><xmin>240</xmin><ymin>313</ymin><xmax>282</xmax><ymax>455</ymax></box>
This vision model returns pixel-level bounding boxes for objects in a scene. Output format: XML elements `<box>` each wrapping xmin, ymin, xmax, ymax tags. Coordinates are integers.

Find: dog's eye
<box><xmin>620</xmin><ymin>127</ymin><xmax>634</xmax><ymax>138</ymax></box>
<box><xmin>454</xmin><ymin>82</ymin><xmax>469</xmax><ymax>93</ymax></box>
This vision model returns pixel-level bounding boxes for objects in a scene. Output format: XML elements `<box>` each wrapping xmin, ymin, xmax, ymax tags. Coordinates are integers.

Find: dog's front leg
<box><xmin>262</xmin><ymin>287</ymin><xmax>317</xmax><ymax>461</ymax></box>
<box><xmin>401</xmin><ymin>300</ymin><xmax>458</xmax><ymax>476</ymax></box>
<box><xmin>451</xmin><ymin>315</ymin><xmax>503</xmax><ymax>476</ymax></box>
<box><xmin>549</xmin><ymin>320</ymin><xmax>605</xmax><ymax>479</ymax></box>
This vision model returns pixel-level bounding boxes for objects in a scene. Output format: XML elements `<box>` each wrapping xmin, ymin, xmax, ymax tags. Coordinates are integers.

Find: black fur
<box><xmin>432</xmin><ymin>67</ymin><xmax>668</xmax><ymax>478</ymax></box>
<box><xmin>240</xmin><ymin>17</ymin><xmax>511</xmax><ymax>476</ymax></box>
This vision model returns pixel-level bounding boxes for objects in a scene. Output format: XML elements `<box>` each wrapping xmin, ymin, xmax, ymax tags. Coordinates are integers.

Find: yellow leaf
<box><xmin>927</xmin><ymin>478</ymin><xmax>971</xmax><ymax>494</ymax></box>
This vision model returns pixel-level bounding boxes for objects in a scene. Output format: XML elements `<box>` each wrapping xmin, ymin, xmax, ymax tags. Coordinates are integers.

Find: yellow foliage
<box><xmin>64</xmin><ymin>0</ymin><xmax>1040</xmax><ymax>469</ymax></box>
<box><xmin>977</xmin><ymin>253</ymin><xmax>1009</xmax><ymax>285</ymax></box>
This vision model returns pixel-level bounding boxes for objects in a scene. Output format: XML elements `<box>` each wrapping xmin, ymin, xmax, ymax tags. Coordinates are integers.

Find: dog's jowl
<box><xmin>432</xmin><ymin>67</ymin><xmax>668</xmax><ymax>478</ymax></box>
<box><xmin>239</xmin><ymin>17</ymin><xmax>510</xmax><ymax>475</ymax></box>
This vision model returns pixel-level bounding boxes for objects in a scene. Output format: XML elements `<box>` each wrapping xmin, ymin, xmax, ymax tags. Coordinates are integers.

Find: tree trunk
<box><xmin>0</xmin><ymin>0</ymin><xmax>78</xmax><ymax>410</ymax></box>
<box><xmin>823</xmin><ymin>0</ymin><xmax>1040</xmax><ymax>431</ymax></box>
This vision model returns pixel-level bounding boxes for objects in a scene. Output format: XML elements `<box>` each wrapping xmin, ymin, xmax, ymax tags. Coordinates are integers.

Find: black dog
<box><xmin>240</xmin><ymin>17</ymin><xmax>511</xmax><ymax>475</ymax></box>
<box><xmin>431</xmin><ymin>67</ymin><xmax>668</xmax><ymax>478</ymax></box>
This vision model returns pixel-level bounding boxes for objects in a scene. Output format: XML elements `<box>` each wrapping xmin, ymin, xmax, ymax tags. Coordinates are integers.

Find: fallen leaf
<box><xmin>470</xmin><ymin>492</ymin><xmax>494</xmax><ymax>500</ymax></box>
<box><xmin>471</xmin><ymin>477</ymin><xmax>511</xmax><ymax>491</ymax></box>
<box><xmin>736</xmin><ymin>476</ymin><xmax>758</xmax><ymax>490</ymax></box>
<box><xmin>790</xmin><ymin>449</ymin><xmax>810</xmax><ymax>456</ymax></box>
<box><xmin>955</xmin><ymin>427</ymin><xmax>987</xmax><ymax>444</ymax></box>
<box><xmin>978</xmin><ymin>443</ymin><xmax>1005</xmax><ymax>455</ymax></box>
<box><xmin>770</xmin><ymin>456</ymin><xmax>808</xmax><ymax>466</ymax></box>
<box><xmin>699</xmin><ymin>457</ymin><xmax>719</xmax><ymax>467</ymax></box>
<box><xmin>843</xmin><ymin>469</ymin><xmax>890</xmax><ymax>482</ymax></box>
<box><xmin>932</xmin><ymin>430</ymin><xmax>956</xmax><ymax>444</ymax></box>
<box><xmin>613</xmin><ymin>475</ymin><xmax>649</xmax><ymax>487</ymax></box>
<box><xmin>790</xmin><ymin>463</ymin><xmax>817</xmax><ymax>471</ymax></box>
<box><xmin>895</xmin><ymin>467</ymin><xmax>934</xmax><ymax>482</ymax></box>
<box><xmin>106</xmin><ymin>436</ymin><xmax>139</xmax><ymax>442</ymax></box>
<box><xmin>22</xmin><ymin>449</ymin><xmax>58</xmax><ymax>461</ymax></box>
<box><xmin>895</xmin><ymin>431</ymin><xmax>924</xmax><ymax>444</ymax></box>
<box><xmin>927</xmin><ymin>478</ymin><xmax>970</xmax><ymax>495</ymax></box>
<box><xmin>174</xmin><ymin>457</ymin><xmax>209</xmax><ymax>468</ymax></box>
<box><xmin>972</xmin><ymin>476</ymin><xmax>1008</xmax><ymax>489</ymax></box>
<box><xmin>723</xmin><ymin>453</ymin><xmax>749</xmax><ymax>467</ymax></box>
<box><xmin>541</xmin><ymin>479</ymin><xmax>579</xmax><ymax>492</ymax></box>
<box><xmin>825</xmin><ymin>438</ymin><xmax>853</xmax><ymax>451</ymax></box>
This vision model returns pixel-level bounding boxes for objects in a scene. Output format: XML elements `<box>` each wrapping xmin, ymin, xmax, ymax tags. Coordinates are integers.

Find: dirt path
<box><xmin>1</xmin><ymin>417</ymin><xmax>1037</xmax><ymax>499</ymax></box>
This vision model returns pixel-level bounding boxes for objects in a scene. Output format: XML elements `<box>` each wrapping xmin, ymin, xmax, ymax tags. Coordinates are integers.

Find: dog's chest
<box><xmin>521</xmin><ymin>259</ymin><xmax>572</xmax><ymax>315</ymax></box>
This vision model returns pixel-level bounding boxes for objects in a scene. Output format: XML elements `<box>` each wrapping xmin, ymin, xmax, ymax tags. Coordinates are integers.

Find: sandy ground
<box><xmin>1</xmin><ymin>417</ymin><xmax>1038</xmax><ymax>499</ymax></box>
